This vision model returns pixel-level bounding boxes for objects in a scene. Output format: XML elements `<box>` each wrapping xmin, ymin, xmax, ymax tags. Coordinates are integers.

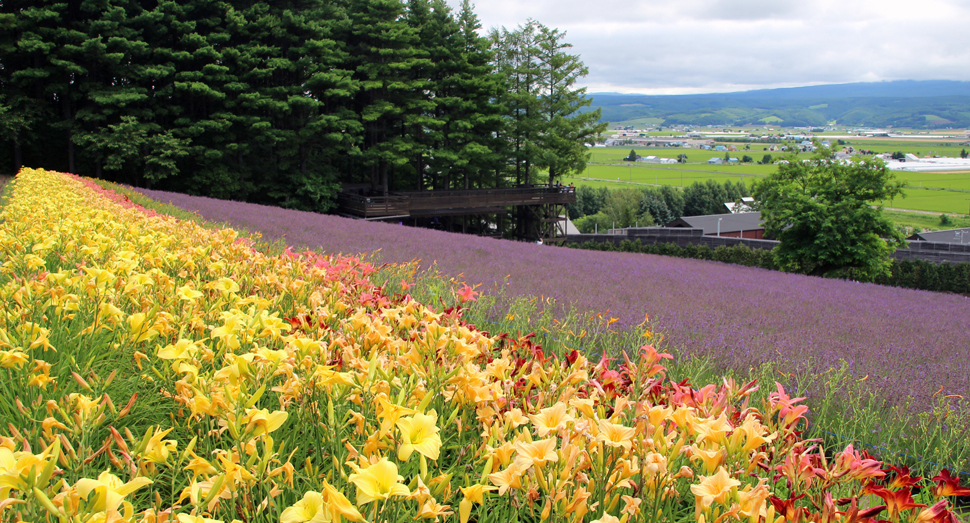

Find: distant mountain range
<box><xmin>586</xmin><ymin>80</ymin><xmax>970</xmax><ymax>128</ymax></box>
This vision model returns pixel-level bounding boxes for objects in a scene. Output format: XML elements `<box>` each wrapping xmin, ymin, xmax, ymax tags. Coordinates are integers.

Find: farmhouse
<box><xmin>707</xmin><ymin>157</ymin><xmax>723</xmax><ymax>164</ymax></box>
<box><xmin>638</xmin><ymin>155</ymin><xmax>677</xmax><ymax>164</ymax></box>
<box><xmin>666</xmin><ymin>212</ymin><xmax>764</xmax><ymax>239</ymax></box>
<box><xmin>908</xmin><ymin>227</ymin><xmax>970</xmax><ymax>244</ymax></box>
<box><xmin>724</xmin><ymin>197</ymin><xmax>755</xmax><ymax>214</ymax></box>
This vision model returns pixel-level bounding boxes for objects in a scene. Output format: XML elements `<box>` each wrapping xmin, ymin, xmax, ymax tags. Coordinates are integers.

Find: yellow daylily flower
<box><xmin>528</xmin><ymin>403</ymin><xmax>574</xmax><ymax>437</ymax></box>
<box><xmin>206</xmin><ymin>277</ymin><xmax>239</xmax><ymax>296</ymax></box>
<box><xmin>376</xmin><ymin>396</ymin><xmax>417</xmax><ymax>436</ymax></box>
<box><xmin>396</xmin><ymin>410</ymin><xmax>441</xmax><ymax>461</ymax></box>
<box><xmin>513</xmin><ymin>438</ymin><xmax>559</xmax><ymax>471</ymax></box>
<box><xmin>75</xmin><ymin>470</ymin><xmax>153</xmax><ymax>512</ymax></box>
<box><xmin>177</xmin><ymin>284</ymin><xmax>204</xmax><ymax>302</ymax></box>
<box><xmin>488</xmin><ymin>463</ymin><xmax>526</xmax><ymax>496</ymax></box>
<box><xmin>141</xmin><ymin>427</ymin><xmax>178</xmax><ymax>464</ymax></box>
<box><xmin>280</xmin><ymin>491</ymin><xmax>329</xmax><ymax>523</ymax></box>
<box><xmin>157</xmin><ymin>339</ymin><xmax>201</xmax><ymax>361</ymax></box>
<box><xmin>596</xmin><ymin>419</ymin><xmax>636</xmax><ymax>451</ymax></box>
<box><xmin>241</xmin><ymin>408</ymin><xmax>288</xmax><ymax>438</ymax></box>
<box><xmin>416</xmin><ymin>498</ymin><xmax>453</xmax><ymax>521</ymax></box>
<box><xmin>458</xmin><ymin>484</ymin><xmax>497</xmax><ymax>523</ymax></box>
<box><xmin>127</xmin><ymin>313</ymin><xmax>159</xmax><ymax>343</ymax></box>
<box><xmin>689</xmin><ymin>445</ymin><xmax>726</xmax><ymax>474</ymax></box>
<box><xmin>348</xmin><ymin>458</ymin><xmax>410</xmax><ymax>505</ymax></box>
<box><xmin>322</xmin><ymin>481</ymin><xmax>366</xmax><ymax>522</ymax></box>
<box><xmin>690</xmin><ymin>467</ymin><xmax>741</xmax><ymax>515</ymax></box>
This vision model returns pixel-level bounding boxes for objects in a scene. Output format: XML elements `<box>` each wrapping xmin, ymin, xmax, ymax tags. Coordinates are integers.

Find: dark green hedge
<box><xmin>566</xmin><ymin>239</ymin><xmax>970</xmax><ymax>294</ymax></box>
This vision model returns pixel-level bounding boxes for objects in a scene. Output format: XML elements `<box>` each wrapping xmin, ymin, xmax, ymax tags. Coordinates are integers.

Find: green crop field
<box><xmin>836</xmin><ymin>139</ymin><xmax>968</xmax><ymax>158</ymax></box>
<box><xmin>896</xmin><ymin>171</ymin><xmax>970</xmax><ymax>191</ymax></box>
<box><xmin>573</xmin><ymin>147</ymin><xmax>970</xmax><ymax>214</ymax></box>
<box><xmin>880</xmin><ymin>187</ymin><xmax>970</xmax><ymax>215</ymax></box>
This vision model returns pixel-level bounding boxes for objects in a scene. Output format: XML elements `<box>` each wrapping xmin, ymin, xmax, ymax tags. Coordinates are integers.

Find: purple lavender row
<box><xmin>136</xmin><ymin>188</ymin><xmax>970</xmax><ymax>411</ymax></box>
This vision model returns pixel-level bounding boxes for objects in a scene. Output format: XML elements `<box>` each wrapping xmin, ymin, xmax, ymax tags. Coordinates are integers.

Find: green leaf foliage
<box><xmin>753</xmin><ymin>147</ymin><xmax>906</xmax><ymax>281</ymax></box>
<box><xmin>1</xmin><ymin>0</ymin><xmax>596</xmax><ymax>213</ymax></box>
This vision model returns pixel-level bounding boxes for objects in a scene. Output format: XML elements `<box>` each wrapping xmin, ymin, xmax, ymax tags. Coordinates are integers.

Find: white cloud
<box><xmin>447</xmin><ymin>0</ymin><xmax>970</xmax><ymax>93</ymax></box>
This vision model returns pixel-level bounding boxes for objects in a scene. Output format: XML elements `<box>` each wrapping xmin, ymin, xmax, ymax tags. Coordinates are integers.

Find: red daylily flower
<box><xmin>864</xmin><ymin>486</ymin><xmax>927</xmax><ymax>519</ymax></box>
<box><xmin>932</xmin><ymin>469</ymin><xmax>970</xmax><ymax>497</ymax></box>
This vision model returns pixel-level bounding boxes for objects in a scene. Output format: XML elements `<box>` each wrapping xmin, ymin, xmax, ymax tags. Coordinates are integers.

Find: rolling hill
<box><xmin>587</xmin><ymin>80</ymin><xmax>970</xmax><ymax>128</ymax></box>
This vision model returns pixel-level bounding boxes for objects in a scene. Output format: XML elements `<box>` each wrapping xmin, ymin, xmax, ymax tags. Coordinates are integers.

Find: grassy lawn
<box><xmin>885</xmin><ymin>209</ymin><xmax>970</xmax><ymax>234</ymax></box>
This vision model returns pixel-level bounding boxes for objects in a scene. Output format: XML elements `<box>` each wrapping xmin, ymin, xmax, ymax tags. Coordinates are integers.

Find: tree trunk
<box><xmin>62</xmin><ymin>91</ymin><xmax>75</xmax><ymax>173</ymax></box>
<box><xmin>13</xmin><ymin>141</ymin><xmax>22</xmax><ymax>173</ymax></box>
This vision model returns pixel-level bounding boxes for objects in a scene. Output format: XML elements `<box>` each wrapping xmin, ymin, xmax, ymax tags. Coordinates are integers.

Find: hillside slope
<box><xmin>136</xmin><ymin>187</ymin><xmax>970</xmax><ymax>410</ymax></box>
<box><xmin>589</xmin><ymin>80</ymin><xmax>970</xmax><ymax>128</ymax></box>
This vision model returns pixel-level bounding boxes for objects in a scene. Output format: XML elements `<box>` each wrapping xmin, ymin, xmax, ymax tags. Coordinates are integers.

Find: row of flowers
<box><xmin>0</xmin><ymin>167</ymin><xmax>966</xmax><ymax>523</ymax></box>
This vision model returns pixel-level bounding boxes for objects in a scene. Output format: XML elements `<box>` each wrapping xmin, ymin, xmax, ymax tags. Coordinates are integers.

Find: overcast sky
<box><xmin>446</xmin><ymin>0</ymin><xmax>970</xmax><ymax>95</ymax></box>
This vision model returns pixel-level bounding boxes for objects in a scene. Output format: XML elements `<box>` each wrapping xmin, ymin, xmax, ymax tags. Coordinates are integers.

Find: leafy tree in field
<box><xmin>640</xmin><ymin>188</ymin><xmax>673</xmax><ymax>225</ymax></box>
<box><xmin>677</xmin><ymin>153</ymin><xmax>687</xmax><ymax>163</ymax></box>
<box><xmin>575</xmin><ymin>188</ymin><xmax>653</xmax><ymax>232</ymax></box>
<box><xmin>741</xmin><ymin>154</ymin><xmax>753</xmax><ymax>163</ymax></box>
<box><xmin>753</xmin><ymin>149</ymin><xmax>905</xmax><ymax>281</ymax></box>
<box><xmin>961</xmin><ymin>148</ymin><xmax>968</xmax><ymax>159</ymax></box>
<box><xmin>682</xmin><ymin>182</ymin><xmax>713</xmax><ymax>217</ymax></box>
<box><xmin>624</xmin><ymin>149</ymin><xmax>637</xmax><ymax>161</ymax></box>
<box><xmin>762</xmin><ymin>154</ymin><xmax>773</xmax><ymax>164</ymax></box>
<box><xmin>660</xmin><ymin>185</ymin><xmax>684</xmax><ymax>219</ymax></box>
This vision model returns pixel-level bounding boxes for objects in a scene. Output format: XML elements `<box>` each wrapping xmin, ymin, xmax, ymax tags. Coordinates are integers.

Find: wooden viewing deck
<box><xmin>336</xmin><ymin>185</ymin><xmax>576</xmax><ymax>220</ymax></box>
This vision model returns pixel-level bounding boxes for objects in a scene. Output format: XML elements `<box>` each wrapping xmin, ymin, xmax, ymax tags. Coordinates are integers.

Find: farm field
<box><xmin>884</xmin><ymin>210</ymin><xmax>970</xmax><ymax>233</ymax></box>
<box><xmin>11</xmin><ymin>168</ymin><xmax>970</xmax><ymax>523</ymax></box>
<box><xmin>567</xmin><ymin>164</ymin><xmax>764</xmax><ymax>190</ymax></box>
<box><xmin>879</xmin><ymin>187</ymin><xmax>970</xmax><ymax>215</ymax></box>
<box><xmin>837</xmin><ymin>139</ymin><xmax>969</xmax><ymax>158</ymax></box>
<box><xmin>578</xmin><ymin>148</ymin><xmax>970</xmax><ymax>215</ymax></box>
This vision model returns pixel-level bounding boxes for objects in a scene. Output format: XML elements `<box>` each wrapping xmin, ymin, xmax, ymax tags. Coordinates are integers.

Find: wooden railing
<box><xmin>335</xmin><ymin>193</ymin><xmax>410</xmax><ymax>219</ymax></box>
<box><xmin>337</xmin><ymin>185</ymin><xmax>576</xmax><ymax>219</ymax></box>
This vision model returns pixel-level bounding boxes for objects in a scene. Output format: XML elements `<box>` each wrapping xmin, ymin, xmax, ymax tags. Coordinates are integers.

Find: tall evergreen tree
<box><xmin>348</xmin><ymin>0</ymin><xmax>426</xmax><ymax>195</ymax></box>
<box><xmin>532</xmin><ymin>23</ymin><xmax>606</xmax><ymax>184</ymax></box>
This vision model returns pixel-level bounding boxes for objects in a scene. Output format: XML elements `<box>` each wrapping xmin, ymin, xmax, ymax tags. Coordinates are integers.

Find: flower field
<box><xmin>135</xmin><ymin>189</ymin><xmax>970</xmax><ymax>418</ymax></box>
<box><xmin>3</xmin><ymin>168</ymin><xmax>970</xmax><ymax>522</ymax></box>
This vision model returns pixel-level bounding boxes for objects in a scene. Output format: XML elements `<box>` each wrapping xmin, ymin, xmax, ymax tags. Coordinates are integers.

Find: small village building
<box><xmin>665</xmin><ymin>212</ymin><xmax>765</xmax><ymax>239</ymax></box>
<box><xmin>908</xmin><ymin>227</ymin><xmax>970</xmax><ymax>244</ymax></box>
<box><xmin>724</xmin><ymin>197</ymin><xmax>755</xmax><ymax>214</ymax></box>
<box><xmin>708</xmin><ymin>157</ymin><xmax>723</xmax><ymax>164</ymax></box>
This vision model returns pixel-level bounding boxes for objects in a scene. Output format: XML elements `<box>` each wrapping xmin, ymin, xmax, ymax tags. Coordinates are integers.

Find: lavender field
<box><xmin>139</xmin><ymin>188</ymin><xmax>970</xmax><ymax>411</ymax></box>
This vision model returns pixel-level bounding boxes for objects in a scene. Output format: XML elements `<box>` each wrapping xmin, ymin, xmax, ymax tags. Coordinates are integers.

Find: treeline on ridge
<box><xmin>568</xmin><ymin>180</ymin><xmax>749</xmax><ymax>232</ymax></box>
<box><xmin>0</xmin><ymin>0</ymin><xmax>604</xmax><ymax>211</ymax></box>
